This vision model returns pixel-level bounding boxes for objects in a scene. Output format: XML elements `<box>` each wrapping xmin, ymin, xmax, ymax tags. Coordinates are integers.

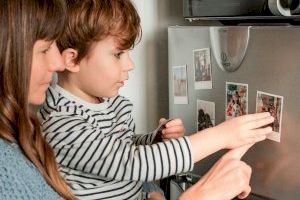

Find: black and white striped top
<box><xmin>38</xmin><ymin>85</ymin><xmax>193</xmax><ymax>200</ymax></box>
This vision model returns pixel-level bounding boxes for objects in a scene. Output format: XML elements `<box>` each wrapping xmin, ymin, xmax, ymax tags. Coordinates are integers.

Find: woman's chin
<box><xmin>29</xmin><ymin>94</ymin><xmax>46</xmax><ymax>105</ymax></box>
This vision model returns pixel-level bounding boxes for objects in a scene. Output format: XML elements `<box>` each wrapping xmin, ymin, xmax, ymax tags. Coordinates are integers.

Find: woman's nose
<box><xmin>49</xmin><ymin>43</ymin><xmax>65</xmax><ymax>72</ymax></box>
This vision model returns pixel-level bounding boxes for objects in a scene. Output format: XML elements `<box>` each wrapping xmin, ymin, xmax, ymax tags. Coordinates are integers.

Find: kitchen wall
<box><xmin>120</xmin><ymin>0</ymin><xmax>212</xmax><ymax>133</ymax></box>
<box><xmin>119</xmin><ymin>0</ymin><xmax>183</xmax><ymax>132</ymax></box>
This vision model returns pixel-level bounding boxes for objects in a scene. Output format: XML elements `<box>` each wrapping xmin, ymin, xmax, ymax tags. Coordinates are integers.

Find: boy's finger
<box><xmin>246</xmin><ymin>116</ymin><xmax>274</xmax><ymax>130</ymax></box>
<box><xmin>165</xmin><ymin>118</ymin><xmax>181</xmax><ymax>127</ymax></box>
<box><xmin>159</xmin><ymin>118</ymin><xmax>167</xmax><ymax>125</ymax></box>
<box><xmin>242</xmin><ymin>112</ymin><xmax>271</xmax><ymax>122</ymax></box>
<box><xmin>250</xmin><ymin>126</ymin><xmax>272</xmax><ymax>137</ymax></box>
<box><xmin>238</xmin><ymin>186</ymin><xmax>252</xmax><ymax>199</ymax></box>
<box><xmin>162</xmin><ymin>132</ymin><xmax>182</xmax><ymax>139</ymax></box>
<box><xmin>162</xmin><ymin>126</ymin><xmax>184</xmax><ymax>134</ymax></box>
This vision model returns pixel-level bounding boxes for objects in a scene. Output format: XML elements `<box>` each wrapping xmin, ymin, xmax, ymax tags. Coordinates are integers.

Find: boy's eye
<box><xmin>114</xmin><ymin>51</ymin><xmax>124</xmax><ymax>59</ymax></box>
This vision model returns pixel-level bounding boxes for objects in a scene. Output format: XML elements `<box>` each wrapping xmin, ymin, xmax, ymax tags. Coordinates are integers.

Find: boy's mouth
<box><xmin>117</xmin><ymin>81</ymin><xmax>125</xmax><ymax>86</ymax></box>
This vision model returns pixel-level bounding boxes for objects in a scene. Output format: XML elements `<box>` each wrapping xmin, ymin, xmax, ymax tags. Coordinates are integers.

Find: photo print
<box><xmin>193</xmin><ymin>48</ymin><xmax>212</xmax><ymax>89</ymax></box>
<box><xmin>173</xmin><ymin>65</ymin><xmax>188</xmax><ymax>104</ymax></box>
<box><xmin>226</xmin><ymin>82</ymin><xmax>248</xmax><ymax>120</ymax></box>
<box><xmin>197</xmin><ymin>100</ymin><xmax>215</xmax><ymax>131</ymax></box>
<box><xmin>256</xmin><ymin>91</ymin><xmax>284</xmax><ymax>142</ymax></box>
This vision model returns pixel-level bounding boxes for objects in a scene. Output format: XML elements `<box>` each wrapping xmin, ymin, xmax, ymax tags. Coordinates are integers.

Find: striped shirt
<box><xmin>38</xmin><ymin>85</ymin><xmax>193</xmax><ymax>200</ymax></box>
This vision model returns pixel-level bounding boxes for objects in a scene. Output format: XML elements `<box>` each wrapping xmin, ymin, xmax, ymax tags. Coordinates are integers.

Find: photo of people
<box><xmin>226</xmin><ymin>82</ymin><xmax>248</xmax><ymax>120</ymax></box>
<box><xmin>256</xmin><ymin>91</ymin><xmax>284</xmax><ymax>142</ymax></box>
<box><xmin>173</xmin><ymin>65</ymin><xmax>188</xmax><ymax>104</ymax></box>
<box><xmin>197</xmin><ymin>100</ymin><xmax>215</xmax><ymax>131</ymax></box>
<box><xmin>194</xmin><ymin>48</ymin><xmax>212</xmax><ymax>89</ymax></box>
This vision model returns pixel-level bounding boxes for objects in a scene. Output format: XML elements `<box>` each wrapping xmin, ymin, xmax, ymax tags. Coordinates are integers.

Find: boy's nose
<box><xmin>124</xmin><ymin>55</ymin><xmax>135</xmax><ymax>71</ymax></box>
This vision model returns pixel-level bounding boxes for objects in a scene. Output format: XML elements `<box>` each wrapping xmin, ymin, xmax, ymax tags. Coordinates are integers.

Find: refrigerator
<box><xmin>168</xmin><ymin>26</ymin><xmax>300</xmax><ymax>200</ymax></box>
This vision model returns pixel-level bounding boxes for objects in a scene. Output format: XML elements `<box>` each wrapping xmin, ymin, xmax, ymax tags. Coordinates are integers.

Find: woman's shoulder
<box><xmin>0</xmin><ymin>139</ymin><xmax>63</xmax><ymax>200</ymax></box>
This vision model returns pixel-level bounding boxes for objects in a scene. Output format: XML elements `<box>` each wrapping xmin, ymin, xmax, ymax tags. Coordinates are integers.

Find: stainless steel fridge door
<box><xmin>168</xmin><ymin>26</ymin><xmax>300</xmax><ymax>200</ymax></box>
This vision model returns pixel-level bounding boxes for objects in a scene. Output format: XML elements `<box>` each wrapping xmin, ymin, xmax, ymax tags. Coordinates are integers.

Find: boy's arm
<box><xmin>132</xmin><ymin>132</ymin><xmax>157</xmax><ymax>145</ymax></box>
<box><xmin>128</xmin><ymin>115</ymin><xmax>158</xmax><ymax>145</ymax></box>
<box><xmin>42</xmin><ymin>107</ymin><xmax>273</xmax><ymax>183</ymax></box>
<box><xmin>42</xmin><ymin>115</ymin><xmax>193</xmax><ymax>182</ymax></box>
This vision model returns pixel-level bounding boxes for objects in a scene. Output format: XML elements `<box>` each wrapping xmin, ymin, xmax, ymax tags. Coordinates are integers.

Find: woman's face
<box><xmin>29</xmin><ymin>40</ymin><xmax>64</xmax><ymax>105</ymax></box>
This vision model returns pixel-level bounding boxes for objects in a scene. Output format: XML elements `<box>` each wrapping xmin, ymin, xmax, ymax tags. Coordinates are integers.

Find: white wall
<box><xmin>120</xmin><ymin>0</ymin><xmax>155</xmax><ymax>133</ymax></box>
<box><xmin>119</xmin><ymin>0</ymin><xmax>186</xmax><ymax>133</ymax></box>
<box><xmin>119</xmin><ymin>0</ymin><xmax>209</xmax><ymax>133</ymax></box>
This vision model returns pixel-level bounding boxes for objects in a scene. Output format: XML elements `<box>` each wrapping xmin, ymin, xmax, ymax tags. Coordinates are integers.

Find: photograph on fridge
<box><xmin>226</xmin><ymin>82</ymin><xmax>248</xmax><ymax>120</ymax></box>
<box><xmin>256</xmin><ymin>91</ymin><xmax>284</xmax><ymax>142</ymax></box>
<box><xmin>197</xmin><ymin>100</ymin><xmax>215</xmax><ymax>131</ymax></box>
<box><xmin>173</xmin><ymin>65</ymin><xmax>188</xmax><ymax>104</ymax></box>
<box><xmin>193</xmin><ymin>48</ymin><xmax>212</xmax><ymax>89</ymax></box>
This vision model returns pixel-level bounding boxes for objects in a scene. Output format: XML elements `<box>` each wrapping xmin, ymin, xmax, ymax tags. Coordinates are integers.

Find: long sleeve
<box><xmin>127</xmin><ymin>110</ymin><xmax>161</xmax><ymax>145</ymax></box>
<box><xmin>41</xmin><ymin>112</ymin><xmax>193</xmax><ymax>182</ymax></box>
<box><xmin>132</xmin><ymin>132</ymin><xmax>157</xmax><ymax>145</ymax></box>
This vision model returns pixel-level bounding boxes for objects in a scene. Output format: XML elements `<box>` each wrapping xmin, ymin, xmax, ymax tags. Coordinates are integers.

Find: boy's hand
<box><xmin>214</xmin><ymin>112</ymin><xmax>274</xmax><ymax>149</ymax></box>
<box><xmin>158</xmin><ymin>118</ymin><xmax>185</xmax><ymax>141</ymax></box>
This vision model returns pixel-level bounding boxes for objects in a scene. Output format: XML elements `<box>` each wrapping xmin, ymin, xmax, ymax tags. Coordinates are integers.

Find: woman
<box><xmin>0</xmin><ymin>0</ymin><xmax>75</xmax><ymax>199</ymax></box>
<box><xmin>0</xmin><ymin>0</ymin><xmax>261</xmax><ymax>199</ymax></box>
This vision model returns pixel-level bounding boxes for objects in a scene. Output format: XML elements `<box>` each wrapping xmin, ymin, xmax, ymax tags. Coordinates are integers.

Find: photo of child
<box><xmin>173</xmin><ymin>65</ymin><xmax>188</xmax><ymax>104</ymax></box>
<box><xmin>226</xmin><ymin>82</ymin><xmax>248</xmax><ymax>120</ymax></box>
<box><xmin>256</xmin><ymin>91</ymin><xmax>284</xmax><ymax>142</ymax></box>
<box><xmin>197</xmin><ymin>100</ymin><xmax>215</xmax><ymax>131</ymax></box>
<box><xmin>194</xmin><ymin>48</ymin><xmax>212</xmax><ymax>89</ymax></box>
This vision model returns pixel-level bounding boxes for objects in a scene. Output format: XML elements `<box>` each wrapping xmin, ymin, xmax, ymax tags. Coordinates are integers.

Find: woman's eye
<box><xmin>41</xmin><ymin>46</ymin><xmax>51</xmax><ymax>54</ymax></box>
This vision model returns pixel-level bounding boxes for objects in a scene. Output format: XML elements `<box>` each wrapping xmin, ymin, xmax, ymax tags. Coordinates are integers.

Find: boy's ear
<box><xmin>61</xmin><ymin>48</ymin><xmax>80</xmax><ymax>72</ymax></box>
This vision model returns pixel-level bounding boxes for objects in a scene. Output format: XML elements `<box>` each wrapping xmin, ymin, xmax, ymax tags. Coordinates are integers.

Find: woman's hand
<box><xmin>179</xmin><ymin>144</ymin><xmax>254</xmax><ymax>200</ymax></box>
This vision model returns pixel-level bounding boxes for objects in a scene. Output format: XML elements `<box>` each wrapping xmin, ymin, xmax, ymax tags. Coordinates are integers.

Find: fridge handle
<box><xmin>210</xmin><ymin>26</ymin><xmax>251</xmax><ymax>72</ymax></box>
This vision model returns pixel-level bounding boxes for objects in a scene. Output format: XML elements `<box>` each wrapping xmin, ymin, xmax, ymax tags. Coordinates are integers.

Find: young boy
<box><xmin>38</xmin><ymin>0</ymin><xmax>274</xmax><ymax>199</ymax></box>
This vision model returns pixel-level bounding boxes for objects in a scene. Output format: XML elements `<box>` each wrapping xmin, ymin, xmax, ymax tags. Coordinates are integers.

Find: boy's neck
<box><xmin>57</xmin><ymin>80</ymin><xmax>103</xmax><ymax>104</ymax></box>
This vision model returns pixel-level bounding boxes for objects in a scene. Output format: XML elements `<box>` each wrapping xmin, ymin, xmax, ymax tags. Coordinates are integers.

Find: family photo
<box><xmin>226</xmin><ymin>82</ymin><xmax>248</xmax><ymax>120</ymax></box>
<box><xmin>256</xmin><ymin>91</ymin><xmax>284</xmax><ymax>142</ymax></box>
<box><xmin>194</xmin><ymin>48</ymin><xmax>212</xmax><ymax>89</ymax></box>
<box><xmin>173</xmin><ymin>65</ymin><xmax>188</xmax><ymax>104</ymax></box>
<box><xmin>197</xmin><ymin>100</ymin><xmax>215</xmax><ymax>131</ymax></box>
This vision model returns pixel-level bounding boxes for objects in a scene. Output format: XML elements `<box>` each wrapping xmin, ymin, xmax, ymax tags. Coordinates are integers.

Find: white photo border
<box><xmin>256</xmin><ymin>91</ymin><xmax>284</xmax><ymax>142</ymax></box>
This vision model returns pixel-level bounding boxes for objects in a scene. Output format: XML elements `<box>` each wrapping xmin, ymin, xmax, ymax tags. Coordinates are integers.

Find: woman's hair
<box><xmin>0</xmin><ymin>0</ymin><xmax>75</xmax><ymax>199</ymax></box>
<box><xmin>57</xmin><ymin>0</ymin><xmax>141</xmax><ymax>63</ymax></box>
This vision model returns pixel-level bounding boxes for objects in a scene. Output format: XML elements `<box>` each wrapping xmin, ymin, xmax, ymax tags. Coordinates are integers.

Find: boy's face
<box><xmin>70</xmin><ymin>36</ymin><xmax>134</xmax><ymax>102</ymax></box>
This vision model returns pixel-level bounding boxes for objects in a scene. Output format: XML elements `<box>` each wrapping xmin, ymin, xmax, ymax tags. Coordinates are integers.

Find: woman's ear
<box><xmin>61</xmin><ymin>48</ymin><xmax>80</xmax><ymax>72</ymax></box>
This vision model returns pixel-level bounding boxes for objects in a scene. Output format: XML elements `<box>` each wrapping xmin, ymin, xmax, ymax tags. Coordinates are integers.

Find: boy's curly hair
<box><xmin>58</xmin><ymin>0</ymin><xmax>141</xmax><ymax>63</ymax></box>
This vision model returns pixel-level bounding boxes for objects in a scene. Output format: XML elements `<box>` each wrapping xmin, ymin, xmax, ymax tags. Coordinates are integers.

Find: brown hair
<box><xmin>0</xmin><ymin>0</ymin><xmax>75</xmax><ymax>199</ymax></box>
<box><xmin>57</xmin><ymin>0</ymin><xmax>141</xmax><ymax>63</ymax></box>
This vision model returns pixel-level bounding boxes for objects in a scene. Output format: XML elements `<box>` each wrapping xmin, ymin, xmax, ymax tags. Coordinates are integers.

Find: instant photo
<box><xmin>173</xmin><ymin>65</ymin><xmax>188</xmax><ymax>104</ymax></box>
<box><xmin>226</xmin><ymin>82</ymin><xmax>248</xmax><ymax>120</ymax></box>
<box><xmin>197</xmin><ymin>100</ymin><xmax>215</xmax><ymax>131</ymax></box>
<box><xmin>256</xmin><ymin>91</ymin><xmax>284</xmax><ymax>142</ymax></box>
<box><xmin>193</xmin><ymin>48</ymin><xmax>212</xmax><ymax>89</ymax></box>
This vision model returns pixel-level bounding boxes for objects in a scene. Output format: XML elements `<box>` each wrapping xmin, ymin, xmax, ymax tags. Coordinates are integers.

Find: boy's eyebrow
<box><xmin>112</xmin><ymin>47</ymin><xmax>125</xmax><ymax>52</ymax></box>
